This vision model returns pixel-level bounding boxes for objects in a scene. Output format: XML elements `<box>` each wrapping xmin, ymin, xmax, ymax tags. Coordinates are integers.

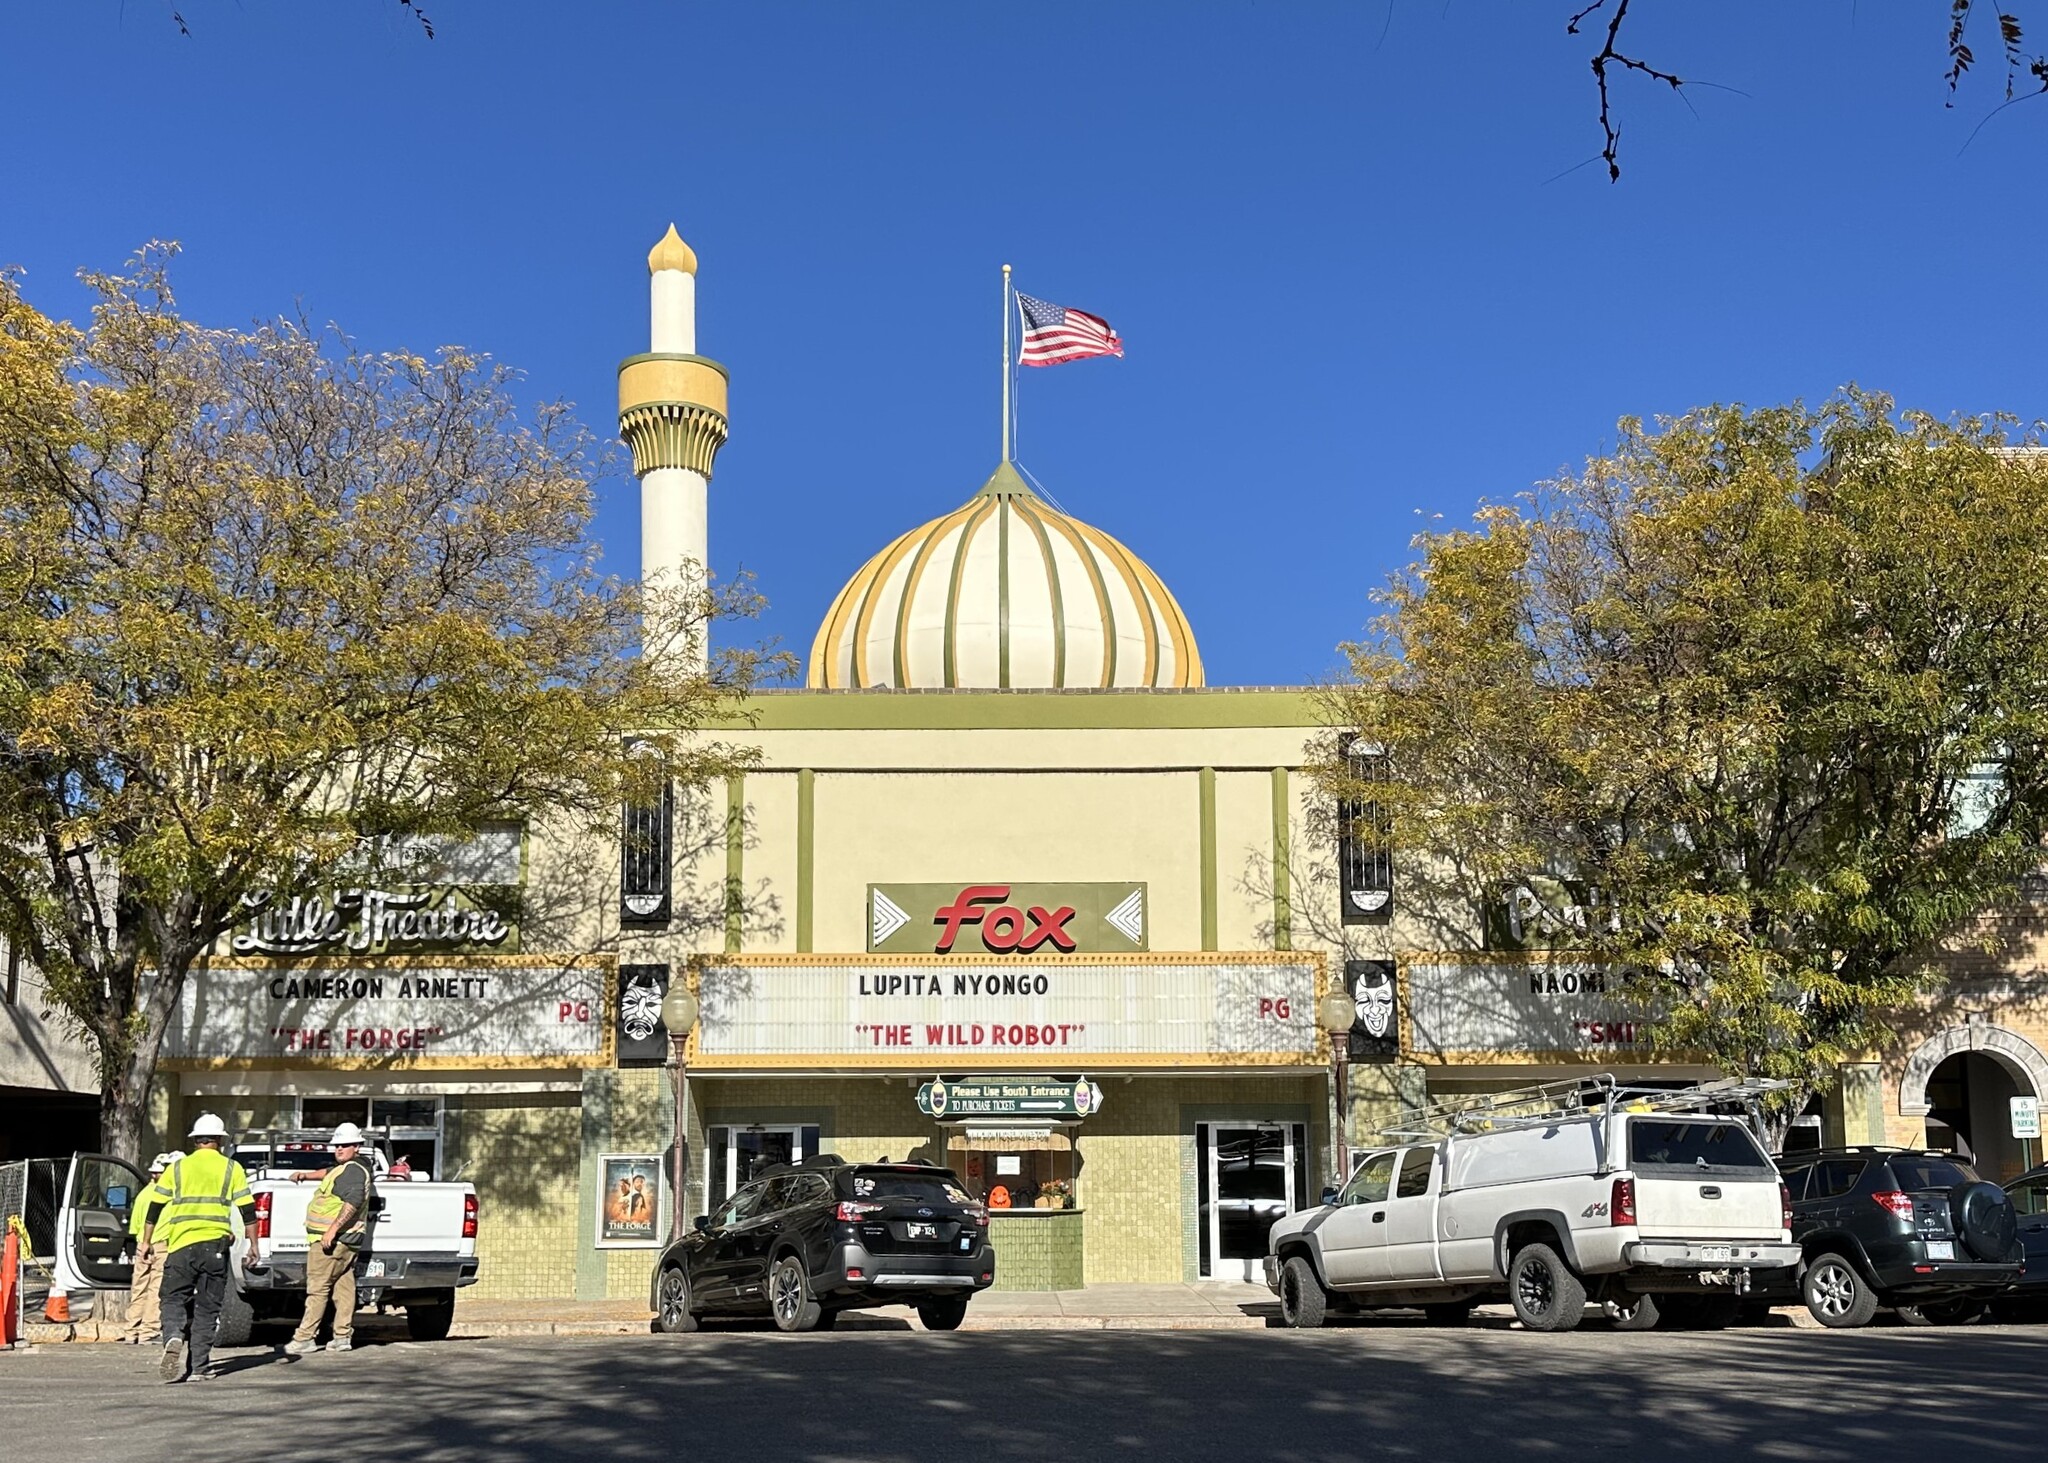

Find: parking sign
<box><xmin>2012</xmin><ymin>1095</ymin><xmax>2041</xmax><ymax>1140</ymax></box>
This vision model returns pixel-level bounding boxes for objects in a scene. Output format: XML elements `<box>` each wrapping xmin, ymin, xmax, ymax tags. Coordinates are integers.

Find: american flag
<box><xmin>1016</xmin><ymin>292</ymin><xmax>1123</xmax><ymax>367</ymax></box>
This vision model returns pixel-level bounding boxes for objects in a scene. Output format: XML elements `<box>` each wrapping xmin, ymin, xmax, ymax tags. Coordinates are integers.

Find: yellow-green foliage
<box><xmin>0</xmin><ymin>246</ymin><xmax>787</xmax><ymax>1157</ymax></box>
<box><xmin>1316</xmin><ymin>391</ymin><xmax>2048</xmax><ymax>1102</ymax></box>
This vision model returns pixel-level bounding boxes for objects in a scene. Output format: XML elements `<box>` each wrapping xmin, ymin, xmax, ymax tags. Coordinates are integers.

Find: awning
<box><xmin>946</xmin><ymin>1125</ymin><xmax>1073</xmax><ymax>1153</ymax></box>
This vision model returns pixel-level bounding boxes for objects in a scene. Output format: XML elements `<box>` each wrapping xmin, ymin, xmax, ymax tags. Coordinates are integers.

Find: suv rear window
<box><xmin>842</xmin><ymin>1170</ymin><xmax>968</xmax><ymax>1204</ymax></box>
<box><xmin>1885</xmin><ymin>1156</ymin><xmax>1975</xmax><ymax>1192</ymax></box>
<box><xmin>1628</xmin><ymin>1120</ymin><xmax>1771</xmax><ymax>1174</ymax></box>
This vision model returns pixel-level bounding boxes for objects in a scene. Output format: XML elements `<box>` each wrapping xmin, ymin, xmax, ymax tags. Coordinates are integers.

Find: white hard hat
<box><xmin>188</xmin><ymin>1112</ymin><xmax>228</xmax><ymax>1140</ymax></box>
<box><xmin>148</xmin><ymin>1151</ymin><xmax>179</xmax><ymax>1173</ymax></box>
<box><xmin>331</xmin><ymin>1122</ymin><xmax>366</xmax><ymax>1147</ymax></box>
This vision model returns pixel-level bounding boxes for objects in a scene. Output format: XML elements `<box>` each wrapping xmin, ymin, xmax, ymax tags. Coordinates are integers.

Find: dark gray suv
<box><xmin>1755</xmin><ymin>1148</ymin><xmax>2023</xmax><ymax>1326</ymax></box>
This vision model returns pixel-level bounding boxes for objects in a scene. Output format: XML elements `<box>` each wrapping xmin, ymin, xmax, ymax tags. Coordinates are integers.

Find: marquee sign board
<box><xmin>916</xmin><ymin>1077</ymin><xmax>1106</xmax><ymax>1120</ymax></box>
<box><xmin>867</xmin><ymin>883</ymin><xmax>1148</xmax><ymax>955</ymax></box>
<box><xmin>163</xmin><ymin>955</ymin><xmax>611</xmax><ymax>1066</ymax></box>
<box><xmin>691</xmin><ymin>955</ymin><xmax>1320</xmax><ymax>1066</ymax></box>
<box><xmin>1405</xmin><ymin>957</ymin><xmax>1653</xmax><ymax>1060</ymax></box>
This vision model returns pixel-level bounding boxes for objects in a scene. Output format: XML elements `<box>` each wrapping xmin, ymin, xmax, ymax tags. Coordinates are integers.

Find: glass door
<box><xmin>705</xmin><ymin>1125</ymin><xmax>818</xmax><ymax>1210</ymax></box>
<box><xmin>1197</xmin><ymin>1122</ymin><xmax>1303</xmax><ymax>1281</ymax></box>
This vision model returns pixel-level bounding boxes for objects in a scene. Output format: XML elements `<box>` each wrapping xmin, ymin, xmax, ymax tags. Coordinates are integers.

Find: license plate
<box><xmin>365</xmin><ymin>1259</ymin><xmax>386</xmax><ymax>1278</ymax></box>
<box><xmin>1925</xmin><ymin>1241</ymin><xmax>1954</xmax><ymax>1260</ymax></box>
<box><xmin>907</xmin><ymin>1223</ymin><xmax>937</xmax><ymax>1241</ymax></box>
<box><xmin>1696</xmin><ymin>1245</ymin><xmax>1734</xmax><ymax>1262</ymax></box>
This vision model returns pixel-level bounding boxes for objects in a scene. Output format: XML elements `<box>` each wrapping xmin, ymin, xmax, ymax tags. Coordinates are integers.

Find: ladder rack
<box><xmin>1378</xmin><ymin>1075</ymin><xmax>1790</xmax><ymax>1143</ymax></box>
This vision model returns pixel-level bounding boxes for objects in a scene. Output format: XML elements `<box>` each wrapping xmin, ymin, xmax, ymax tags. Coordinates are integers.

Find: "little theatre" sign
<box><xmin>868</xmin><ymin>883</ymin><xmax>1147</xmax><ymax>955</ymax></box>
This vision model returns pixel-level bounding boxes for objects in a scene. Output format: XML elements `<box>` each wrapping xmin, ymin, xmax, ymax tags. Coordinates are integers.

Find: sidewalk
<box><xmin>15</xmin><ymin>1283</ymin><xmax>1280</xmax><ymax>1343</ymax></box>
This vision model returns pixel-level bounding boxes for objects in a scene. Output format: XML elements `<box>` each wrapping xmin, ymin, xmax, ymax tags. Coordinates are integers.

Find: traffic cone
<box><xmin>42</xmin><ymin>1286</ymin><xmax>70</xmax><ymax>1324</ymax></box>
<box><xmin>0</xmin><ymin>1229</ymin><xmax>19</xmax><ymax>1346</ymax></box>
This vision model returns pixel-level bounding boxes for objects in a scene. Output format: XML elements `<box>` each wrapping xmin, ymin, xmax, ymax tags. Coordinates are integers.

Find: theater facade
<box><xmin>148</xmin><ymin>230</ymin><xmax>2048</xmax><ymax>1302</ymax></box>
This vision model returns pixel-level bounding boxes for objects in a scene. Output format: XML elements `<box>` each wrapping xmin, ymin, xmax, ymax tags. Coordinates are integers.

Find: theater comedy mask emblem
<box><xmin>621</xmin><ymin>976</ymin><xmax>664</xmax><ymax>1042</ymax></box>
<box><xmin>1353</xmin><ymin>971</ymin><xmax>1395</xmax><ymax>1040</ymax></box>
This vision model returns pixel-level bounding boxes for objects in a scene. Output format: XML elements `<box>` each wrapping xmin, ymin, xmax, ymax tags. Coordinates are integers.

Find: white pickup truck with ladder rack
<box><xmin>1266</xmin><ymin>1076</ymin><xmax>1801</xmax><ymax>1331</ymax></box>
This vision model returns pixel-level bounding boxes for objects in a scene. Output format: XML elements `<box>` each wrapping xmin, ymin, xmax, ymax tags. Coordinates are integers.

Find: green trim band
<box><xmin>724</xmin><ymin>773</ymin><xmax>745</xmax><ymax>954</ymax></box>
<box><xmin>1199</xmin><ymin>766</ymin><xmax>1218</xmax><ymax>952</ymax></box>
<box><xmin>1271</xmin><ymin>766</ymin><xmax>1292</xmax><ymax>952</ymax></box>
<box><xmin>616</xmin><ymin>352</ymin><xmax>732</xmax><ymax>380</ymax></box>
<box><xmin>795</xmin><ymin>768</ymin><xmax>815</xmax><ymax>953</ymax></box>
<box><xmin>728</xmin><ymin>688</ymin><xmax>1321</xmax><ymax>732</ymax></box>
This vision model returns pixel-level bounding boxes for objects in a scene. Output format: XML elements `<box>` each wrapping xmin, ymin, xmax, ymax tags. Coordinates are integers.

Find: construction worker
<box><xmin>121</xmin><ymin>1151</ymin><xmax>183</xmax><ymax>1343</ymax></box>
<box><xmin>285</xmin><ymin>1122</ymin><xmax>375</xmax><ymax>1355</ymax></box>
<box><xmin>138</xmin><ymin>1114</ymin><xmax>258</xmax><ymax>1383</ymax></box>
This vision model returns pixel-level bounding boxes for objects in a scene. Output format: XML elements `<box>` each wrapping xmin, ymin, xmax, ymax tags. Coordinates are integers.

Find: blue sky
<box><xmin>5</xmin><ymin>3</ymin><xmax>2043</xmax><ymax>685</ymax></box>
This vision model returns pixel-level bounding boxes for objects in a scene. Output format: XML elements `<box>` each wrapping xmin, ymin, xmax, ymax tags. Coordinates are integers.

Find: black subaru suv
<box><xmin>649</xmin><ymin>1156</ymin><xmax>996</xmax><ymax>1333</ymax></box>
<box><xmin>1755</xmin><ymin>1147</ymin><xmax>2023</xmax><ymax>1327</ymax></box>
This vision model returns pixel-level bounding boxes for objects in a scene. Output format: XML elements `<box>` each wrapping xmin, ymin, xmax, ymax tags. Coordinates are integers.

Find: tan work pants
<box><xmin>122</xmin><ymin>1245</ymin><xmax>163</xmax><ymax>1340</ymax></box>
<box><xmin>291</xmin><ymin>1241</ymin><xmax>360</xmax><ymax>1343</ymax></box>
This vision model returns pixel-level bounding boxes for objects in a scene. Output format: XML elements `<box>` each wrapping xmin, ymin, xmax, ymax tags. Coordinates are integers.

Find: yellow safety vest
<box><xmin>305</xmin><ymin>1158</ymin><xmax>373</xmax><ymax>1246</ymax></box>
<box><xmin>147</xmin><ymin>1148</ymin><xmax>252</xmax><ymax>1255</ymax></box>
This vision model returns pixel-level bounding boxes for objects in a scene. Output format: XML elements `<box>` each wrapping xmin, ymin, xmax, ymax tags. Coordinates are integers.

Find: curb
<box><xmin>23</xmin><ymin>1315</ymin><xmax>1272</xmax><ymax>1343</ymax></box>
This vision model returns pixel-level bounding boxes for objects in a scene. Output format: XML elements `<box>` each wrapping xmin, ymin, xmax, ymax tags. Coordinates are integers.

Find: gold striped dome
<box><xmin>808</xmin><ymin>462</ymin><xmax>1204</xmax><ymax>689</ymax></box>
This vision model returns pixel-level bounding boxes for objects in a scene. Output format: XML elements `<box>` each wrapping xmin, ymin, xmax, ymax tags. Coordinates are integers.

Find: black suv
<box><xmin>1754</xmin><ymin>1147</ymin><xmax>2023</xmax><ymax>1327</ymax></box>
<box><xmin>648</xmin><ymin>1156</ymin><xmax>996</xmax><ymax>1333</ymax></box>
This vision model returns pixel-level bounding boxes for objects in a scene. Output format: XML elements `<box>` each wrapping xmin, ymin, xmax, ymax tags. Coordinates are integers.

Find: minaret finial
<box><xmin>648</xmin><ymin>223</ymin><xmax>698</xmax><ymax>276</ymax></box>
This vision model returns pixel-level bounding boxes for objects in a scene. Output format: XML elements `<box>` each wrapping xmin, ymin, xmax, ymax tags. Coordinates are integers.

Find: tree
<box><xmin>0</xmin><ymin>246</ymin><xmax>780</xmax><ymax>1159</ymax></box>
<box><xmin>1314</xmin><ymin>390</ymin><xmax>2048</xmax><ymax>1117</ymax></box>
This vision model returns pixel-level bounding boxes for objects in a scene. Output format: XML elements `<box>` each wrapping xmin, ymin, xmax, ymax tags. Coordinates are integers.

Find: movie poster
<box><xmin>597</xmin><ymin>1154</ymin><xmax>663</xmax><ymax>1247</ymax></box>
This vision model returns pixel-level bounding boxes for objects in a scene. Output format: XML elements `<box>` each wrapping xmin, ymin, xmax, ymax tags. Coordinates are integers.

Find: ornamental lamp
<box><xmin>660</xmin><ymin>986</ymin><xmax>699</xmax><ymax>1039</ymax></box>
<box><xmin>1318</xmin><ymin>989</ymin><xmax>1356</xmax><ymax>1037</ymax></box>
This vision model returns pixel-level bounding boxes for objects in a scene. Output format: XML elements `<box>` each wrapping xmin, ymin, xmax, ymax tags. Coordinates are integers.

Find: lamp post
<box><xmin>1318</xmin><ymin>989</ymin><xmax>1356</xmax><ymax>1189</ymax></box>
<box><xmin>660</xmin><ymin>983</ymin><xmax>700</xmax><ymax>1244</ymax></box>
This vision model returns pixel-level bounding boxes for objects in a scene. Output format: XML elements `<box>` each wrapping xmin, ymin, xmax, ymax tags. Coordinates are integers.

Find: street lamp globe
<box><xmin>1317</xmin><ymin>989</ymin><xmax>1355</xmax><ymax>1037</ymax></box>
<box><xmin>660</xmin><ymin>986</ymin><xmax>699</xmax><ymax>1038</ymax></box>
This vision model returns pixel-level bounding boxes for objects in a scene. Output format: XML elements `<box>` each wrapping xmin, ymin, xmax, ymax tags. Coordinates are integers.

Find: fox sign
<box><xmin>867</xmin><ymin>883</ymin><xmax>1149</xmax><ymax>955</ymax></box>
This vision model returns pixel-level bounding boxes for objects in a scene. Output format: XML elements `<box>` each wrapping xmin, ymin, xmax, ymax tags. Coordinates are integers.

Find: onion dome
<box><xmin>807</xmin><ymin>462</ymin><xmax>1203</xmax><ymax>689</ymax></box>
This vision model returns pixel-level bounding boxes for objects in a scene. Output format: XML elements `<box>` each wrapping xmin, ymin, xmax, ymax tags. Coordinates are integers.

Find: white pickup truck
<box><xmin>49</xmin><ymin>1135</ymin><xmax>479</xmax><ymax>1344</ymax></box>
<box><xmin>1266</xmin><ymin>1078</ymin><xmax>1801</xmax><ymax>1332</ymax></box>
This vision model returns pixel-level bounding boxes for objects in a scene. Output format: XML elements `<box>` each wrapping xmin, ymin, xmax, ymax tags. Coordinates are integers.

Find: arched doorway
<box><xmin>1899</xmin><ymin>1023</ymin><xmax>2048</xmax><ymax>1184</ymax></box>
<box><xmin>1924</xmin><ymin>1053</ymin><xmax>2027</xmax><ymax>1181</ymax></box>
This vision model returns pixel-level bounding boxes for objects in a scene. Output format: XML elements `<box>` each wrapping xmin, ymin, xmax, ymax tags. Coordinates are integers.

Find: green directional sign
<box><xmin>915</xmin><ymin>1076</ymin><xmax>1106</xmax><ymax>1120</ymax></box>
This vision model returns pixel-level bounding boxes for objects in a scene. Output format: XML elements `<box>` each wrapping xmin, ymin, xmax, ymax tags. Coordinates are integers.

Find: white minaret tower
<box><xmin>619</xmin><ymin>224</ymin><xmax>729</xmax><ymax>667</ymax></box>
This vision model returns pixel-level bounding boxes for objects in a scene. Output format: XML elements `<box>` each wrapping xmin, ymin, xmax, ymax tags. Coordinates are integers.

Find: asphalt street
<box><xmin>3</xmin><ymin>1315</ymin><xmax>2045</xmax><ymax>1461</ymax></box>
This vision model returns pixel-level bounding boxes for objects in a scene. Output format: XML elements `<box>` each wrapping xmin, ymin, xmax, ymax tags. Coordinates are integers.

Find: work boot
<box><xmin>327</xmin><ymin>1336</ymin><xmax>353</xmax><ymax>1352</ymax></box>
<box><xmin>159</xmin><ymin>1337</ymin><xmax>188</xmax><ymax>1383</ymax></box>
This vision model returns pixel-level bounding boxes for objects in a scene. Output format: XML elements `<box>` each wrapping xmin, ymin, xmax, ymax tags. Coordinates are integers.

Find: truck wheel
<box><xmin>652</xmin><ymin>1266</ymin><xmax>700</xmax><ymax>1334</ymax></box>
<box><xmin>1277</xmin><ymin>1256</ymin><xmax>1330</xmax><ymax>1329</ymax></box>
<box><xmin>1602</xmin><ymin>1292</ymin><xmax>1661</xmax><ymax>1331</ymax></box>
<box><xmin>405</xmin><ymin>1301</ymin><xmax>455</xmax><ymax>1341</ymax></box>
<box><xmin>768</xmin><ymin>1255</ymin><xmax>822</xmax><ymax>1333</ymax></box>
<box><xmin>1508</xmin><ymin>1242</ymin><xmax>1586</xmax><ymax>1332</ymax></box>
<box><xmin>213</xmin><ymin>1286</ymin><xmax>255</xmax><ymax>1349</ymax></box>
<box><xmin>916</xmin><ymin>1297</ymin><xmax>968</xmax><ymax>1331</ymax></box>
<box><xmin>1802</xmin><ymin>1253</ymin><xmax>1877</xmax><ymax>1328</ymax></box>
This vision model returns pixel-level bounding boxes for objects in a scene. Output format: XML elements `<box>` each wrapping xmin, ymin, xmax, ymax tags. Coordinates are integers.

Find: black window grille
<box><xmin>621</xmin><ymin>738</ymin><xmax>673</xmax><ymax>925</ymax></box>
<box><xmin>1338</xmin><ymin>743</ymin><xmax>1393</xmax><ymax>923</ymax></box>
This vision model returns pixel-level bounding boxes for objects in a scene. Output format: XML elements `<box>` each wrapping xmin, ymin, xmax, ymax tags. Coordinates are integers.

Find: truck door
<box><xmin>1319</xmin><ymin>1150</ymin><xmax>1397</xmax><ymax>1286</ymax></box>
<box><xmin>1379</xmin><ymin>1147</ymin><xmax>1442</xmax><ymax>1283</ymax></box>
<box><xmin>55</xmin><ymin>1154</ymin><xmax>146</xmax><ymax>1294</ymax></box>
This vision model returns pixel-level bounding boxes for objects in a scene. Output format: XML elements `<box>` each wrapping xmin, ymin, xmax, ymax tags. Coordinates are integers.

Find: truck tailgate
<box><xmin>1634</xmin><ymin>1174</ymin><xmax>1784</xmax><ymax>1239</ymax></box>
<box><xmin>372</xmin><ymin>1183</ymin><xmax>470</xmax><ymax>1252</ymax></box>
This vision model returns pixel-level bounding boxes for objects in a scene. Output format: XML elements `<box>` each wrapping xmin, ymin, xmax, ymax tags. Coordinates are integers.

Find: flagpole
<box><xmin>1001</xmin><ymin>263</ymin><xmax>1013</xmax><ymax>462</ymax></box>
